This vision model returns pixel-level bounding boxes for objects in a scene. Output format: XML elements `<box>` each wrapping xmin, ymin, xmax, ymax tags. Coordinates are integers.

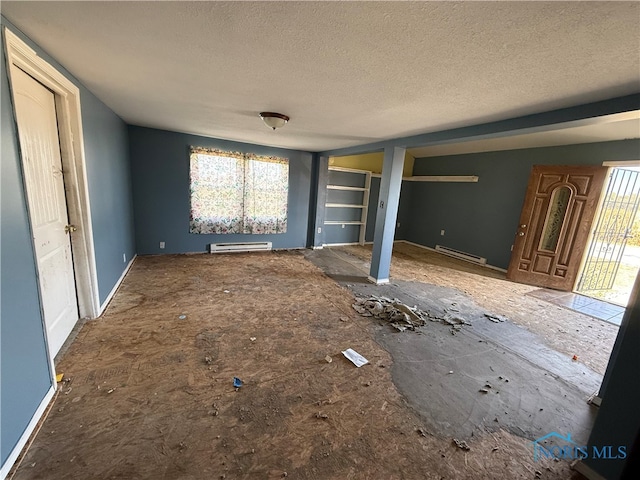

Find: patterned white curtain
<box><xmin>189</xmin><ymin>147</ymin><xmax>288</xmax><ymax>234</ymax></box>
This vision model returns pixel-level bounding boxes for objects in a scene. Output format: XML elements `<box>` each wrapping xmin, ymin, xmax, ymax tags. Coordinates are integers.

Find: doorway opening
<box><xmin>576</xmin><ymin>165</ymin><xmax>640</xmax><ymax>308</ymax></box>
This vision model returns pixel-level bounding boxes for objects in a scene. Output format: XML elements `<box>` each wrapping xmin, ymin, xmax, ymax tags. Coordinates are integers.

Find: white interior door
<box><xmin>12</xmin><ymin>66</ymin><xmax>79</xmax><ymax>357</ymax></box>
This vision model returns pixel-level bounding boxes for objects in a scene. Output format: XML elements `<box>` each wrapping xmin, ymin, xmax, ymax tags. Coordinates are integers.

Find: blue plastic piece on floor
<box><xmin>233</xmin><ymin>377</ymin><xmax>243</xmax><ymax>388</ymax></box>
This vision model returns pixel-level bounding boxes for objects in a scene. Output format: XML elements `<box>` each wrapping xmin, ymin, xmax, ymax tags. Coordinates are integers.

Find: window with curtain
<box><xmin>189</xmin><ymin>147</ymin><xmax>288</xmax><ymax>234</ymax></box>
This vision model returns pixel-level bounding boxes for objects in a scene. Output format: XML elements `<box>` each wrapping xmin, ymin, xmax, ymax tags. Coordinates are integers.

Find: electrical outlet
<box><xmin>317</xmin><ymin>227</ymin><xmax>322</xmax><ymax>234</ymax></box>
<box><xmin>160</xmin><ymin>241</ymin><xmax>165</xmax><ymax>249</ymax></box>
<box><xmin>123</xmin><ymin>253</ymin><xmax>126</xmax><ymax>263</ymax></box>
<box><xmin>397</xmin><ymin>222</ymin><xmax>401</xmax><ymax>228</ymax></box>
<box><xmin>341</xmin><ymin>224</ymin><xmax>345</xmax><ymax>229</ymax></box>
<box><xmin>440</xmin><ymin>230</ymin><xmax>445</xmax><ymax>236</ymax></box>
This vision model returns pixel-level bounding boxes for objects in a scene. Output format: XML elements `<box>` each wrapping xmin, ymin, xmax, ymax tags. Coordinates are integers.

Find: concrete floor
<box><xmin>306</xmin><ymin>247</ymin><xmax>603</xmax><ymax>446</ymax></box>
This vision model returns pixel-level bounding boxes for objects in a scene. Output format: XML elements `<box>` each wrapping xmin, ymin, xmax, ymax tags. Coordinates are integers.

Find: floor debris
<box><xmin>484</xmin><ymin>313</ymin><xmax>509</xmax><ymax>323</ymax></box>
<box><xmin>352</xmin><ymin>296</ymin><xmax>476</xmax><ymax>334</ymax></box>
<box><xmin>324</xmin><ymin>355</ymin><xmax>333</xmax><ymax>363</ymax></box>
<box><xmin>352</xmin><ymin>296</ymin><xmax>428</xmax><ymax>331</ymax></box>
<box><xmin>342</xmin><ymin>348</ymin><xmax>369</xmax><ymax>367</ymax></box>
<box><xmin>233</xmin><ymin>377</ymin><xmax>243</xmax><ymax>388</ymax></box>
<box><xmin>453</xmin><ymin>438</ymin><xmax>471</xmax><ymax>451</ymax></box>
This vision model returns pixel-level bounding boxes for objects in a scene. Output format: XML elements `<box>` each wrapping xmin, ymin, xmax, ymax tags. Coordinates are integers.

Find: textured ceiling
<box><xmin>3</xmin><ymin>1</ymin><xmax>639</xmax><ymax>152</ymax></box>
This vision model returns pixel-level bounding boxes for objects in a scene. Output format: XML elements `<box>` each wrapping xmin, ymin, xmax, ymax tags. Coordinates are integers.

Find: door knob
<box><xmin>520</xmin><ymin>224</ymin><xmax>527</xmax><ymax>228</ymax></box>
<box><xmin>64</xmin><ymin>224</ymin><xmax>77</xmax><ymax>234</ymax></box>
<box><xmin>518</xmin><ymin>232</ymin><xmax>525</xmax><ymax>236</ymax></box>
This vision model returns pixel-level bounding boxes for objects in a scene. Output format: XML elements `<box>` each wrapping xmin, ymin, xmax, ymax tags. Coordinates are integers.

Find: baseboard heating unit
<box><xmin>435</xmin><ymin>245</ymin><xmax>486</xmax><ymax>265</ymax></box>
<box><xmin>209</xmin><ymin>242</ymin><xmax>272</xmax><ymax>253</ymax></box>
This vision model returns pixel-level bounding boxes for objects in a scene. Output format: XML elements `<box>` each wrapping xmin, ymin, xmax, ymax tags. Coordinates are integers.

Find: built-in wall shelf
<box><xmin>327</xmin><ymin>185</ymin><xmax>368</xmax><ymax>192</ymax></box>
<box><xmin>405</xmin><ymin>175</ymin><xmax>479</xmax><ymax>183</ymax></box>
<box><xmin>325</xmin><ymin>166</ymin><xmax>372</xmax><ymax>245</ymax></box>
<box><xmin>326</xmin><ymin>203</ymin><xmax>367</xmax><ymax>209</ymax></box>
<box><xmin>370</xmin><ymin>173</ymin><xmax>478</xmax><ymax>183</ymax></box>
<box><xmin>324</xmin><ymin>221</ymin><xmax>364</xmax><ymax>225</ymax></box>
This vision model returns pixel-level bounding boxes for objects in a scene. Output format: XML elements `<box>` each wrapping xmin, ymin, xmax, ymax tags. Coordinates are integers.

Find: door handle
<box><xmin>520</xmin><ymin>224</ymin><xmax>527</xmax><ymax>228</ymax></box>
<box><xmin>64</xmin><ymin>224</ymin><xmax>77</xmax><ymax>234</ymax></box>
<box><xmin>518</xmin><ymin>232</ymin><xmax>525</xmax><ymax>236</ymax></box>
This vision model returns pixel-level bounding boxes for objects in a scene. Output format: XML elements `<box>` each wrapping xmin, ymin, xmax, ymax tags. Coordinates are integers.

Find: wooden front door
<box><xmin>507</xmin><ymin>165</ymin><xmax>608</xmax><ymax>291</ymax></box>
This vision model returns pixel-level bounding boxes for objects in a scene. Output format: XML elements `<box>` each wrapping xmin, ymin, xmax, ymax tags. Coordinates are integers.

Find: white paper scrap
<box><xmin>342</xmin><ymin>348</ymin><xmax>369</xmax><ymax>367</ymax></box>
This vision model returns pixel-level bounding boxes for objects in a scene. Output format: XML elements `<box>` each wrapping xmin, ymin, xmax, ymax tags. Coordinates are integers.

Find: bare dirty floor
<box><xmin>11</xmin><ymin>251</ymin><xmax>589</xmax><ymax>479</ymax></box>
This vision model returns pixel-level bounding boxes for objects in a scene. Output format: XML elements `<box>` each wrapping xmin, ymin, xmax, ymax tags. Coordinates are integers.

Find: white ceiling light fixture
<box><xmin>259</xmin><ymin>112</ymin><xmax>289</xmax><ymax>130</ymax></box>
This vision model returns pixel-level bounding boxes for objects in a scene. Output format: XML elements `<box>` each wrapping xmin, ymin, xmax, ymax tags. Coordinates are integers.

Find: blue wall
<box><xmin>407</xmin><ymin>140</ymin><xmax>640</xmax><ymax>269</ymax></box>
<box><xmin>82</xmin><ymin>92</ymin><xmax>136</xmax><ymax>305</ymax></box>
<box><xmin>1</xmin><ymin>18</ymin><xmax>135</xmax><ymax>465</ymax></box>
<box><xmin>128</xmin><ymin>126</ymin><xmax>313</xmax><ymax>253</ymax></box>
<box><xmin>0</xmin><ymin>27</ymin><xmax>52</xmax><ymax>467</ymax></box>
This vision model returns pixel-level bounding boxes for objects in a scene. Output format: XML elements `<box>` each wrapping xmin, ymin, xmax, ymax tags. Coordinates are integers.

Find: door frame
<box><xmin>4</xmin><ymin>28</ymin><xmax>101</xmax><ymax>345</ymax></box>
<box><xmin>574</xmin><ymin>161</ymin><xmax>640</xmax><ymax>298</ymax></box>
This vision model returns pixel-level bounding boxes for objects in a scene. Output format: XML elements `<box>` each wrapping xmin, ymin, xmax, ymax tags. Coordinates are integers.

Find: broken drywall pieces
<box><xmin>442</xmin><ymin>313</ymin><xmax>470</xmax><ymax>326</ymax></box>
<box><xmin>352</xmin><ymin>296</ymin><xmax>427</xmax><ymax>331</ymax></box>
<box><xmin>484</xmin><ymin>313</ymin><xmax>508</xmax><ymax>323</ymax></box>
<box><xmin>352</xmin><ymin>296</ymin><xmax>476</xmax><ymax>334</ymax></box>
<box><xmin>341</xmin><ymin>348</ymin><xmax>369</xmax><ymax>367</ymax></box>
<box><xmin>452</xmin><ymin>438</ymin><xmax>471</xmax><ymax>451</ymax></box>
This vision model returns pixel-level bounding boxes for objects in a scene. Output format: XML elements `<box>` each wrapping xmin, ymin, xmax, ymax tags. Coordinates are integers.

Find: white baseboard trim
<box><xmin>572</xmin><ymin>460</ymin><xmax>607</xmax><ymax>480</ymax></box>
<box><xmin>312</xmin><ymin>246</ymin><xmax>324</xmax><ymax>250</ymax></box>
<box><xmin>98</xmin><ymin>254</ymin><xmax>137</xmax><ymax>316</ymax></box>
<box><xmin>0</xmin><ymin>385</ymin><xmax>55</xmax><ymax>479</ymax></box>
<box><xmin>394</xmin><ymin>240</ymin><xmax>508</xmax><ymax>273</ymax></box>
<box><xmin>368</xmin><ymin>276</ymin><xmax>389</xmax><ymax>285</ymax></box>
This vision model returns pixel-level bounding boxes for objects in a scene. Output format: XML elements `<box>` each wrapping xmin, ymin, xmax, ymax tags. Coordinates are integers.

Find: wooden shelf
<box><xmin>327</xmin><ymin>185</ymin><xmax>367</xmax><ymax>192</ymax></box>
<box><xmin>324</xmin><ymin>221</ymin><xmax>364</xmax><ymax>225</ymax></box>
<box><xmin>326</xmin><ymin>203</ymin><xmax>367</xmax><ymax>209</ymax></box>
<box><xmin>325</xmin><ymin>167</ymin><xmax>371</xmax><ymax>245</ymax></box>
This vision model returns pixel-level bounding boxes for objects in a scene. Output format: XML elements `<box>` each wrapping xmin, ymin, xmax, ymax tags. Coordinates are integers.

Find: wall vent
<box><xmin>209</xmin><ymin>242</ymin><xmax>272</xmax><ymax>253</ymax></box>
<box><xmin>435</xmin><ymin>245</ymin><xmax>486</xmax><ymax>265</ymax></box>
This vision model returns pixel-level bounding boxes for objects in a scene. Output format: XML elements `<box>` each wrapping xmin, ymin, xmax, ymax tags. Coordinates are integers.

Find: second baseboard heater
<box><xmin>435</xmin><ymin>245</ymin><xmax>486</xmax><ymax>265</ymax></box>
<box><xmin>209</xmin><ymin>242</ymin><xmax>272</xmax><ymax>253</ymax></box>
